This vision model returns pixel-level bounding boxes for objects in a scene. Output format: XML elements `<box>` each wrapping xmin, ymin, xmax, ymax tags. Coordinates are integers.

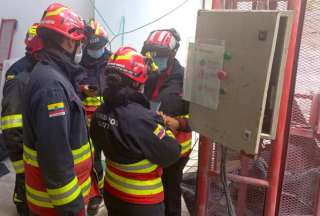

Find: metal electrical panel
<box><xmin>184</xmin><ymin>10</ymin><xmax>293</xmax><ymax>154</ymax></box>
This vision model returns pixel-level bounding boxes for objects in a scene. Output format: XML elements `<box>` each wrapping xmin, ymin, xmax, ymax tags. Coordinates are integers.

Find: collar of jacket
<box><xmin>103</xmin><ymin>86</ymin><xmax>150</xmax><ymax>109</ymax></box>
<box><xmin>145</xmin><ymin>58</ymin><xmax>184</xmax><ymax>99</ymax></box>
<box><xmin>37</xmin><ymin>48</ymin><xmax>85</xmax><ymax>94</ymax></box>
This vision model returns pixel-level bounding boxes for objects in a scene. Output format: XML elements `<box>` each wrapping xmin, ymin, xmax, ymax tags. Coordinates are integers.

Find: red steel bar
<box><xmin>209</xmin><ymin>170</ymin><xmax>270</xmax><ymax>188</ymax></box>
<box><xmin>309</xmin><ymin>94</ymin><xmax>319</xmax><ymax>130</ymax></box>
<box><xmin>227</xmin><ymin>173</ymin><xmax>270</xmax><ymax>188</ymax></box>
<box><xmin>290</xmin><ymin>127</ymin><xmax>313</xmax><ymax>138</ymax></box>
<box><xmin>236</xmin><ymin>154</ymin><xmax>250</xmax><ymax>216</ymax></box>
<box><xmin>264</xmin><ymin>0</ymin><xmax>307</xmax><ymax>215</ymax></box>
<box><xmin>212</xmin><ymin>0</ymin><xmax>222</xmax><ymax>10</ymax></box>
<box><xmin>196</xmin><ymin>136</ymin><xmax>213</xmax><ymax>216</ymax></box>
<box><xmin>315</xmin><ymin>177</ymin><xmax>320</xmax><ymax>216</ymax></box>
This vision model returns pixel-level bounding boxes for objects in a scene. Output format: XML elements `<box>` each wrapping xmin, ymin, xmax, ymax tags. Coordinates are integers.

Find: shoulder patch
<box><xmin>48</xmin><ymin>102</ymin><xmax>66</xmax><ymax>118</ymax></box>
<box><xmin>153</xmin><ymin>124</ymin><xmax>166</xmax><ymax>140</ymax></box>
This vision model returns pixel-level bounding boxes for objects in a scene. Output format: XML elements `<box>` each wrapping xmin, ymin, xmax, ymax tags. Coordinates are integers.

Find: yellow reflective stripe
<box><xmin>180</xmin><ymin>139</ymin><xmax>192</xmax><ymax>147</ymax></box>
<box><xmin>180</xmin><ymin>139</ymin><xmax>192</xmax><ymax>155</ymax></box>
<box><xmin>111</xmin><ymin>51</ymin><xmax>136</xmax><ymax>61</ymax></box>
<box><xmin>105</xmin><ymin>167</ymin><xmax>163</xmax><ymax>196</ymax></box>
<box><xmin>153</xmin><ymin>124</ymin><xmax>163</xmax><ymax>135</ymax></box>
<box><xmin>6</xmin><ymin>74</ymin><xmax>15</xmax><ymax>80</ymax></box>
<box><xmin>26</xmin><ymin>177</ymin><xmax>91</xmax><ymax>208</ymax></box>
<box><xmin>98</xmin><ymin>178</ymin><xmax>104</xmax><ymax>189</ymax></box>
<box><xmin>83</xmin><ymin>97</ymin><xmax>103</xmax><ymax>106</ymax></box>
<box><xmin>48</xmin><ymin>177</ymin><xmax>81</xmax><ymax>206</ymax></box>
<box><xmin>14</xmin><ymin>193</ymin><xmax>23</xmax><ymax>203</ymax></box>
<box><xmin>23</xmin><ymin>144</ymin><xmax>37</xmax><ymax>157</ymax></box>
<box><xmin>23</xmin><ymin>145</ymin><xmax>39</xmax><ymax>167</ymax></box>
<box><xmin>176</xmin><ymin>114</ymin><xmax>190</xmax><ymax>119</ymax></box>
<box><xmin>12</xmin><ymin>160</ymin><xmax>24</xmax><ymax>174</ymax></box>
<box><xmin>26</xmin><ymin>194</ymin><xmax>53</xmax><ymax>208</ymax></box>
<box><xmin>166</xmin><ymin>130</ymin><xmax>175</xmax><ymax>139</ymax></box>
<box><xmin>45</xmin><ymin>7</ymin><xmax>67</xmax><ymax>17</ymax></box>
<box><xmin>23</xmin><ymin>154</ymin><xmax>39</xmax><ymax>167</ymax></box>
<box><xmin>107</xmin><ymin>159</ymin><xmax>158</xmax><ymax>173</ymax></box>
<box><xmin>1</xmin><ymin>114</ymin><xmax>23</xmax><ymax>130</ymax></box>
<box><xmin>95</xmin><ymin>24</ymin><xmax>101</xmax><ymax>35</ymax></box>
<box><xmin>72</xmin><ymin>142</ymin><xmax>92</xmax><ymax>164</ymax></box>
<box><xmin>28</xmin><ymin>25</ymin><xmax>37</xmax><ymax>35</ymax></box>
<box><xmin>81</xmin><ymin>177</ymin><xmax>92</xmax><ymax>197</ymax></box>
<box><xmin>47</xmin><ymin>177</ymin><xmax>78</xmax><ymax>195</ymax></box>
<box><xmin>24</xmin><ymin>143</ymin><xmax>92</xmax><ymax>167</ymax></box>
<box><xmin>107</xmin><ymin>166</ymin><xmax>161</xmax><ymax>187</ymax></box>
<box><xmin>26</xmin><ymin>185</ymin><xmax>53</xmax><ymax>208</ymax></box>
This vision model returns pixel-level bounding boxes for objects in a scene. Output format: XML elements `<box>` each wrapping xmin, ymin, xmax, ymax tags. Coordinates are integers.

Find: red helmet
<box><xmin>38</xmin><ymin>3</ymin><xmax>85</xmax><ymax>41</ymax></box>
<box><xmin>106</xmin><ymin>47</ymin><xmax>148</xmax><ymax>84</ymax></box>
<box><xmin>25</xmin><ymin>23</ymin><xmax>43</xmax><ymax>54</ymax></box>
<box><xmin>141</xmin><ymin>28</ymin><xmax>181</xmax><ymax>56</ymax></box>
<box><xmin>85</xmin><ymin>19</ymin><xmax>109</xmax><ymax>49</ymax></box>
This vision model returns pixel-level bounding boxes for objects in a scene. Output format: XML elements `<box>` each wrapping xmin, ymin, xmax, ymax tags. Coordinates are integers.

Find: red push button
<box><xmin>217</xmin><ymin>70</ymin><xmax>227</xmax><ymax>80</ymax></box>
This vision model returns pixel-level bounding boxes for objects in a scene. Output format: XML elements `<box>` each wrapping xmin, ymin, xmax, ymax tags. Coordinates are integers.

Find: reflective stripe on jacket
<box><xmin>104</xmin><ymin>159</ymin><xmax>164</xmax><ymax>204</ymax></box>
<box><xmin>24</xmin><ymin>142</ymin><xmax>94</xmax><ymax>215</ymax></box>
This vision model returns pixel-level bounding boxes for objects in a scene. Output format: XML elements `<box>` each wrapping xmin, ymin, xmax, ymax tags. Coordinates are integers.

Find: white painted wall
<box><xmin>95</xmin><ymin>0</ymin><xmax>202</xmax><ymax>66</ymax></box>
<box><xmin>0</xmin><ymin>0</ymin><xmax>94</xmax><ymax>59</ymax></box>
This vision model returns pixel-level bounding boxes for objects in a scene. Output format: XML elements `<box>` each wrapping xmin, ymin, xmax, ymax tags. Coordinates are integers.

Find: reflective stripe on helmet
<box><xmin>45</xmin><ymin>7</ymin><xmax>67</xmax><ymax>17</ymax></box>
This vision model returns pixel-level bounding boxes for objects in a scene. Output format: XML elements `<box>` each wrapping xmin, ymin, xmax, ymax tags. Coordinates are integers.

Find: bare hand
<box><xmin>82</xmin><ymin>85</ymin><xmax>98</xmax><ymax>97</ymax></box>
<box><xmin>164</xmin><ymin>116</ymin><xmax>180</xmax><ymax>131</ymax></box>
<box><xmin>157</xmin><ymin>111</ymin><xmax>166</xmax><ymax>122</ymax></box>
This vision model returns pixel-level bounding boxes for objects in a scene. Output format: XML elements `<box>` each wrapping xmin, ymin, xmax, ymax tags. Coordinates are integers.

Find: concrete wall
<box><xmin>0</xmin><ymin>0</ymin><xmax>94</xmax><ymax>59</ymax></box>
<box><xmin>95</xmin><ymin>0</ymin><xmax>202</xmax><ymax>65</ymax></box>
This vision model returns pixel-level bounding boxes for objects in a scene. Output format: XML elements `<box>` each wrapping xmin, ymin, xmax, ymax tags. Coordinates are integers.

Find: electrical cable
<box><xmin>220</xmin><ymin>145</ymin><xmax>237</xmax><ymax>216</ymax></box>
<box><xmin>88</xmin><ymin>0</ymin><xmax>116</xmax><ymax>35</ymax></box>
<box><xmin>107</xmin><ymin>0</ymin><xmax>190</xmax><ymax>45</ymax></box>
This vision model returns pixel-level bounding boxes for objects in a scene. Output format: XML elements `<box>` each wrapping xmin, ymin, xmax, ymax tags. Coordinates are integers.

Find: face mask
<box><xmin>154</xmin><ymin>57</ymin><xmax>168</xmax><ymax>72</ymax></box>
<box><xmin>74</xmin><ymin>43</ymin><xmax>83</xmax><ymax>64</ymax></box>
<box><xmin>87</xmin><ymin>47</ymin><xmax>105</xmax><ymax>59</ymax></box>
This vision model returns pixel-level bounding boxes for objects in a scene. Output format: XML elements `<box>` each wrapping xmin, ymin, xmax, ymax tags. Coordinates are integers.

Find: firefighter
<box><xmin>90</xmin><ymin>46</ymin><xmax>181</xmax><ymax>216</ymax></box>
<box><xmin>22</xmin><ymin>3</ymin><xmax>98</xmax><ymax>216</ymax></box>
<box><xmin>1</xmin><ymin>23</ymin><xmax>43</xmax><ymax>216</ymax></box>
<box><xmin>80</xmin><ymin>19</ymin><xmax>111</xmax><ymax>216</ymax></box>
<box><xmin>142</xmin><ymin>28</ymin><xmax>192</xmax><ymax>216</ymax></box>
<box><xmin>81</xmin><ymin>19</ymin><xmax>112</xmax><ymax>121</ymax></box>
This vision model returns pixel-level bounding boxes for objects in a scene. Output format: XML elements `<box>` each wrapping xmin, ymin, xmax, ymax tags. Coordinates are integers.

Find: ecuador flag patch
<box><xmin>153</xmin><ymin>124</ymin><xmax>166</xmax><ymax>140</ymax></box>
<box><xmin>48</xmin><ymin>102</ymin><xmax>66</xmax><ymax>118</ymax></box>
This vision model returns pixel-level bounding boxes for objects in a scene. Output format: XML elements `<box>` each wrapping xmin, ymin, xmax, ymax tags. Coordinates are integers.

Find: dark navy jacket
<box><xmin>90</xmin><ymin>87</ymin><xmax>181</xmax><ymax>167</ymax></box>
<box><xmin>22</xmin><ymin>50</ymin><xmax>91</xmax><ymax>215</ymax></box>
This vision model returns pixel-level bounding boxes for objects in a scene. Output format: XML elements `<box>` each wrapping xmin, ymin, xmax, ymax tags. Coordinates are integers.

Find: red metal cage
<box><xmin>195</xmin><ymin>0</ymin><xmax>317</xmax><ymax>215</ymax></box>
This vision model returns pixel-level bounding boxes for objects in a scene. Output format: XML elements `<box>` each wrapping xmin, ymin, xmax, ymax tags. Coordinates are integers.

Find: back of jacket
<box><xmin>91</xmin><ymin>88</ymin><xmax>181</xmax><ymax>167</ymax></box>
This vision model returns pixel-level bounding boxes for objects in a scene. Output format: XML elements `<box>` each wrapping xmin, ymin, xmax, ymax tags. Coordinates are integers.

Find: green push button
<box><xmin>224</xmin><ymin>52</ymin><xmax>232</xmax><ymax>60</ymax></box>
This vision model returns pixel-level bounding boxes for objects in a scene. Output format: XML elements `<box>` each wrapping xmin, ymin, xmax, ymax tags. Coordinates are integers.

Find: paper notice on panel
<box><xmin>184</xmin><ymin>42</ymin><xmax>225</xmax><ymax>110</ymax></box>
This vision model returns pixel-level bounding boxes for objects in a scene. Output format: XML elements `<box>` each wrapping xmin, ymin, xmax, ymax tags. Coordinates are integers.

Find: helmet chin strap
<box><xmin>72</xmin><ymin>41</ymin><xmax>80</xmax><ymax>62</ymax></box>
